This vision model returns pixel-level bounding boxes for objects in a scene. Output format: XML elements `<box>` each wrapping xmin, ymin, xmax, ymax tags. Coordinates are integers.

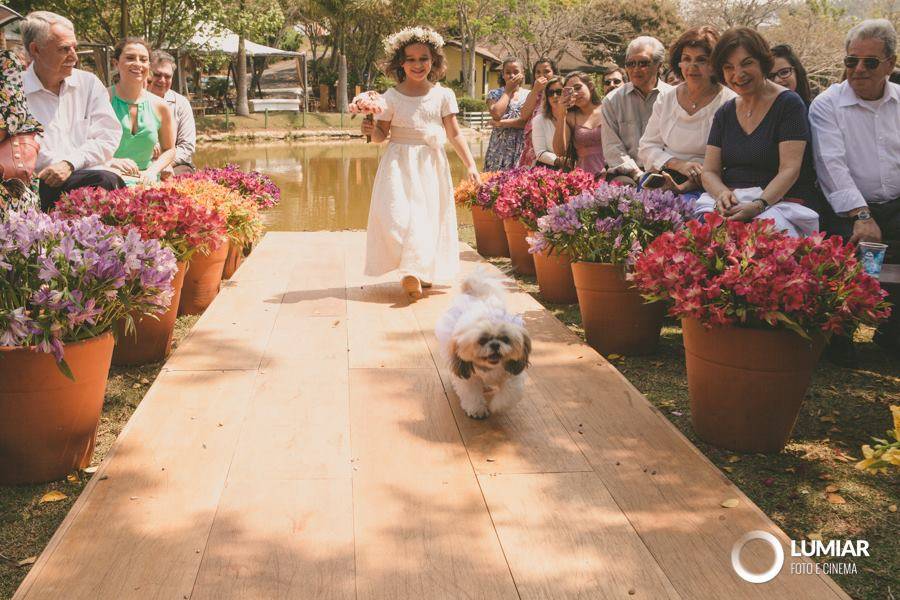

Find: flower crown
<box><xmin>383</xmin><ymin>27</ymin><xmax>444</xmax><ymax>56</ymax></box>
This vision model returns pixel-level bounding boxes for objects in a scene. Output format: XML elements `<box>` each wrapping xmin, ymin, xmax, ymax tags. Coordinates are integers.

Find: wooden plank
<box><xmin>16</xmin><ymin>371</ymin><xmax>257</xmax><ymax>600</ymax></box>
<box><xmin>191</xmin><ymin>479</ymin><xmax>355</xmax><ymax>600</ymax></box>
<box><xmin>479</xmin><ymin>471</ymin><xmax>681</xmax><ymax>599</ymax></box>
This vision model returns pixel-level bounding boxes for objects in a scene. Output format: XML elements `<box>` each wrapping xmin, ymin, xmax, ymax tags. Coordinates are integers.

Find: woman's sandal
<box><xmin>401</xmin><ymin>275</ymin><xmax>424</xmax><ymax>301</ymax></box>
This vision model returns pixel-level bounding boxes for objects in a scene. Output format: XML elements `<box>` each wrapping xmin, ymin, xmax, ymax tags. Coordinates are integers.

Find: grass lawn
<box><xmin>1</xmin><ymin>226</ymin><xmax>897</xmax><ymax>599</ymax></box>
<box><xmin>0</xmin><ymin>315</ymin><xmax>198</xmax><ymax>599</ymax></box>
<box><xmin>197</xmin><ymin>111</ymin><xmax>356</xmax><ymax>134</ymax></box>
<box><xmin>458</xmin><ymin>223</ymin><xmax>900</xmax><ymax>600</ymax></box>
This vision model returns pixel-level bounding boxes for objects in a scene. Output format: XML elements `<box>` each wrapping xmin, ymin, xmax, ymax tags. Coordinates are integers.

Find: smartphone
<box><xmin>643</xmin><ymin>173</ymin><xmax>666</xmax><ymax>189</ymax></box>
<box><xmin>562</xmin><ymin>87</ymin><xmax>574</xmax><ymax>99</ymax></box>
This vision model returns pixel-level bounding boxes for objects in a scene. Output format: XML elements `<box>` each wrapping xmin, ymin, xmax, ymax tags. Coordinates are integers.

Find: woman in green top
<box><xmin>107</xmin><ymin>38</ymin><xmax>175</xmax><ymax>184</ymax></box>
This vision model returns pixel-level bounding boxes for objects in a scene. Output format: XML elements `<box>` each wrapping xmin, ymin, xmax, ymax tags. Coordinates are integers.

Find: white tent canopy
<box><xmin>190</xmin><ymin>23</ymin><xmax>301</xmax><ymax>57</ymax></box>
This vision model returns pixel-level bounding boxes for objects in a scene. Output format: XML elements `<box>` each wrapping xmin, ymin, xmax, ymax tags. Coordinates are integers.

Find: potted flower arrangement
<box><xmin>179</xmin><ymin>165</ymin><xmax>279</xmax><ymax>277</ymax></box>
<box><xmin>633</xmin><ymin>215</ymin><xmax>891</xmax><ymax>453</ymax></box>
<box><xmin>454</xmin><ymin>172</ymin><xmax>507</xmax><ymax>258</ymax></box>
<box><xmin>530</xmin><ymin>183</ymin><xmax>692</xmax><ymax>355</ymax></box>
<box><xmin>493</xmin><ymin>166</ymin><xmax>595</xmax><ymax>276</ymax></box>
<box><xmin>168</xmin><ymin>179</ymin><xmax>263</xmax><ymax>314</ymax></box>
<box><xmin>0</xmin><ymin>208</ymin><xmax>177</xmax><ymax>484</ymax></box>
<box><xmin>55</xmin><ymin>185</ymin><xmax>227</xmax><ymax>365</ymax></box>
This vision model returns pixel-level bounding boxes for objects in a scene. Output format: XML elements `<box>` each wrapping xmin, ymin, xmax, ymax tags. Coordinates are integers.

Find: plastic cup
<box><xmin>858</xmin><ymin>242</ymin><xmax>888</xmax><ymax>278</ymax></box>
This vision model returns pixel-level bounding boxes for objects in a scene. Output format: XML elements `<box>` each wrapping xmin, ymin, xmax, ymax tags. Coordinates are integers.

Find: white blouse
<box><xmin>530</xmin><ymin>112</ymin><xmax>559</xmax><ymax>167</ymax></box>
<box><xmin>638</xmin><ymin>84</ymin><xmax>736</xmax><ymax>171</ymax></box>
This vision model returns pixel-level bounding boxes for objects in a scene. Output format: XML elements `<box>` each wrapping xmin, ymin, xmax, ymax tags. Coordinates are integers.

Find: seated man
<box><xmin>21</xmin><ymin>11</ymin><xmax>123</xmax><ymax>210</ymax></box>
<box><xmin>810</xmin><ymin>18</ymin><xmax>900</xmax><ymax>353</ymax></box>
<box><xmin>600</xmin><ymin>36</ymin><xmax>673</xmax><ymax>186</ymax></box>
<box><xmin>148</xmin><ymin>50</ymin><xmax>196</xmax><ymax>175</ymax></box>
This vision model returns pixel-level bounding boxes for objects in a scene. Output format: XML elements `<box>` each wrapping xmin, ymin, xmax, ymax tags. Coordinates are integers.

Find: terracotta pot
<box><xmin>112</xmin><ymin>261</ymin><xmax>187</xmax><ymax>366</ymax></box>
<box><xmin>503</xmin><ymin>218</ymin><xmax>536</xmax><ymax>275</ymax></box>
<box><xmin>0</xmin><ymin>333</ymin><xmax>114</xmax><ymax>484</ymax></box>
<box><xmin>471</xmin><ymin>205</ymin><xmax>510</xmax><ymax>258</ymax></box>
<box><xmin>222</xmin><ymin>241</ymin><xmax>244</xmax><ymax>280</ymax></box>
<box><xmin>682</xmin><ymin>318</ymin><xmax>826</xmax><ymax>453</ymax></box>
<box><xmin>571</xmin><ymin>262</ymin><xmax>665</xmax><ymax>356</ymax></box>
<box><xmin>179</xmin><ymin>243</ymin><xmax>228</xmax><ymax>316</ymax></box>
<box><xmin>534</xmin><ymin>248</ymin><xmax>577</xmax><ymax>304</ymax></box>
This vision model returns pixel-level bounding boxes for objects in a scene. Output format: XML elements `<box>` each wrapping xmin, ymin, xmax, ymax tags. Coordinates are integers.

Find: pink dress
<box><xmin>517</xmin><ymin>91</ymin><xmax>543</xmax><ymax>167</ymax></box>
<box><xmin>573</xmin><ymin>124</ymin><xmax>605</xmax><ymax>176</ymax></box>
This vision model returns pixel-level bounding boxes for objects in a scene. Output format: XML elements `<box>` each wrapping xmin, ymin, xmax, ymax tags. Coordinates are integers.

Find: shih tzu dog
<box><xmin>435</xmin><ymin>269</ymin><xmax>531</xmax><ymax>419</ymax></box>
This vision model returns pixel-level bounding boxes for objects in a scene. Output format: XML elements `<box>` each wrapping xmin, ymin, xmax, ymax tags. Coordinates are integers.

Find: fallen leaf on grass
<box><xmin>807</xmin><ymin>533</ymin><xmax>823</xmax><ymax>542</ymax></box>
<box><xmin>825</xmin><ymin>484</ymin><xmax>839</xmax><ymax>493</ymax></box>
<box><xmin>131</xmin><ymin>383</ymin><xmax>141</xmax><ymax>389</ymax></box>
<box><xmin>39</xmin><ymin>491</ymin><xmax>67</xmax><ymax>504</ymax></box>
<box><xmin>826</xmin><ymin>493</ymin><xmax>847</xmax><ymax>505</ymax></box>
<box><xmin>784</xmin><ymin>467</ymin><xmax>797</xmax><ymax>473</ymax></box>
<box><xmin>83</xmin><ymin>466</ymin><xmax>98</xmax><ymax>474</ymax></box>
<box><xmin>721</xmin><ymin>498</ymin><xmax>739</xmax><ymax>508</ymax></box>
<box><xmin>833</xmin><ymin>451</ymin><xmax>857</xmax><ymax>463</ymax></box>
<box><xmin>16</xmin><ymin>556</ymin><xmax>36</xmax><ymax>567</ymax></box>
<box><xmin>722</xmin><ymin>466</ymin><xmax>734</xmax><ymax>473</ymax></box>
<box><xmin>819</xmin><ymin>415</ymin><xmax>837</xmax><ymax>423</ymax></box>
<box><xmin>727</xmin><ymin>455</ymin><xmax>742</xmax><ymax>463</ymax></box>
<box><xmin>888</xmin><ymin>505</ymin><xmax>897</xmax><ymax>513</ymax></box>
<box><xmin>607</xmin><ymin>354</ymin><xmax>622</xmax><ymax>361</ymax></box>
<box><xmin>140</xmin><ymin>378</ymin><xmax>150</xmax><ymax>384</ymax></box>
<box><xmin>66</xmin><ymin>473</ymin><xmax>79</xmax><ymax>484</ymax></box>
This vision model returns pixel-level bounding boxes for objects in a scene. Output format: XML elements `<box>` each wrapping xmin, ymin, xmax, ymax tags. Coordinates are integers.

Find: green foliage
<box><xmin>457</xmin><ymin>96</ymin><xmax>488</xmax><ymax>111</ymax></box>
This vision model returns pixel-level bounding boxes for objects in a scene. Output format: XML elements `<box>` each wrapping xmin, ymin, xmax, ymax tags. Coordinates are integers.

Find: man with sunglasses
<box><xmin>809</xmin><ymin>19</ymin><xmax>900</xmax><ymax>355</ymax></box>
<box><xmin>600</xmin><ymin>36</ymin><xmax>672</xmax><ymax>186</ymax></box>
<box><xmin>602</xmin><ymin>67</ymin><xmax>625</xmax><ymax>96</ymax></box>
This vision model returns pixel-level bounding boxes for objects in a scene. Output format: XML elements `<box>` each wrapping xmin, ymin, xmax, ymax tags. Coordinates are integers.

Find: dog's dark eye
<box><xmin>478</xmin><ymin>336</ymin><xmax>491</xmax><ymax>346</ymax></box>
<box><xmin>499</xmin><ymin>336</ymin><xmax>510</xmax><ymax>344</ymax></box>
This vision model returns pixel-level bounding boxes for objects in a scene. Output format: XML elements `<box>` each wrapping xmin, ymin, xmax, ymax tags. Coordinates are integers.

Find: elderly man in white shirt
<box><xmin>148</xmin><ymin>50</ymin><xmax>196</xmax><ymax>175</ymax></box>
<box><xmin>601</xmin><ymin>36</ymin><xmax>673</xmax><ymax>186</ymax></box>
<box><xmin>810</xmin><ymin>19</ymin><xmax>900</xmax><ymax>248</ymax></box>
<box><xmin>810</xmin><ymin>18</ymin><xmax>900</xmax><ymax>356</ymax></box>
<box><xmin>21</xmin><ymin>11</ymin><xmax>123</xmax><ymax>210</ymax></box>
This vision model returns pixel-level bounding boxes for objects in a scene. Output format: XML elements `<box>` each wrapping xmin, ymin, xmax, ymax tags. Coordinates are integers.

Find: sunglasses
<box><xmin>843</xmin><ymin>55</ymin><xmax>889</xmax><ymax>70</ymax></box>
<box><xmin>767</xmin><ymin>66</ymin><xmax>794</xmax><ymax>80</ymax></box>
<box><xmin>625</xmin><ymin>60</ymin><xmax>653</xmax><ymax>69</ymax></box>
<box><xmin>547</xmin><ymin>88</ymin><xmax>564</xmax><ymax>97</ymax></box>
<box><xmin>604</xmin><ymin>78</ymin><xmax>623</xmax><ymax>85</ymax></box>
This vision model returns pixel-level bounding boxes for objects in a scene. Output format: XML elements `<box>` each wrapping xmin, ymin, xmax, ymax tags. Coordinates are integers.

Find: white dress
<box><xmin>364</xmin><ymin>85</ymin><xmax>460</xmax><ymax>282</ymax></box>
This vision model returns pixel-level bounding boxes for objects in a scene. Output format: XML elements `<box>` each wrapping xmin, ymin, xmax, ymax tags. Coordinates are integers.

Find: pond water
<box><xmin>194</xmin><ymin>139</ymin><xmax>488</xmax><ymax>232</ymax></box>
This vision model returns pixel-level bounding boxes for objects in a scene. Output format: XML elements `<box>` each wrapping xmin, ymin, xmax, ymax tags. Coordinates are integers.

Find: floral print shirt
<box><xmin>1</xmin><ymin>50</ymin><xmax>43</xmax><ymax>212</ymax></box>
<box><xmin>484</xmin><ymin>87</ymin><xmax>527</xmax><ymax>171</ymax></box>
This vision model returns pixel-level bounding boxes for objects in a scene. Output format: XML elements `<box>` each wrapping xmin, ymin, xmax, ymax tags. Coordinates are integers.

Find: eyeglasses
<box><xmin>547</xmin><ymin>88</ymin><xmax>564</xmax><ymax>97</ymax></box>
<box><xmin>843</xmin><ymin>55</ymin><xmax>889</xmax><ymax>70</ymax></box>
<box><xmin>603</xmin><ymin>78</ymin><xmax>622</xmax><ymax>86</ymax></box>
<box><xmin>625</xmin><ymin>60</ymin><xmax>653</xmax><ymax>69</ymax></box>
<box><xmin>767</xmin><ymin>66</ymin><xmax>794</xmax><ymax>80</ymax></box>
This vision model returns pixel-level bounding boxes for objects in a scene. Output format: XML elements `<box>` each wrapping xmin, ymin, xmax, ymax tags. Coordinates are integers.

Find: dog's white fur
<box><xmin>435</xmin><ymin>269</ymin><xmax>531</xmax><ymax>419</ymax></box>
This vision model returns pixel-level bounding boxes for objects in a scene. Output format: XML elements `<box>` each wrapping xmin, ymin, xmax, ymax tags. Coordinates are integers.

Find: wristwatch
<box><xmin>853</xmin><ymin>208</ymin><xmax>872</xmax><ymax>221</ymax></box>
<box><xmin>754</xmin><ymin>198</ymin><xmax>769</xmax><ymax>212</ymax></box>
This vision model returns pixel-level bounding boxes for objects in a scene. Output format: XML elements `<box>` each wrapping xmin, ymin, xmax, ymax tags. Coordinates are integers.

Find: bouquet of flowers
<box><xmin>349</xmin><ymin>91</ymin><xmax>388</xmax><ymax>142</ymax></box>
<box><xmin>55</xmin><ymin>186</ymin><xmax>228</xmax><ymax>262</ymax></box>
<box><xmin>0</xmin><ymin>208</ymin><xmax>177</xmax><ymax>369</ymax></box>
<box><xmin>528</xmin><ymin>183</ymin><xmax>693</xmax><ymax>265</ymax></box>
<box><xmin>857</xmin><ymin>406</ymin><xmax>900</xmax><ymax>474</ymax></box>
<box><xmin>632</xmin><ymin>214</ymin><xmax>891</xmax><ymax>338</ymax></box>
<box><xmin>168</xmin><ymin>179</ymin><xmax>263</xmax><ymax>249</ymax></box>
<box><xmin>454</xmin><ymin>172</ymin><xmax>498</xmax><ymax>209</ymax></box>
<box><xmin>493</xmin><ymin>167</ymin><xmax>596</xmax><ymax>228</ymax></box>
<box><xmin>183</xmin><ymin>164</ymin><xmax>280</xmax><ymax>209</ymax></box>
<box><xmin>473</xmin><ymin>168</ymin><xmax>523</xmax><ymax>211</ymax></box>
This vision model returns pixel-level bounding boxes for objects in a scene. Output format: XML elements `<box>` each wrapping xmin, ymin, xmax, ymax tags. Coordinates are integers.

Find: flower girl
<box><xmin>362</xmin><ymin>27</ymin><xmax>480</xmax><ymax>302</ymax></box>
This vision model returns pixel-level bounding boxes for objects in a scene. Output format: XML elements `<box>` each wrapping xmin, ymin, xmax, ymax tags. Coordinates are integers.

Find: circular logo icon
<box><xmin>731</xmin><ymin>530</ymin><xmax>785</xmax><ymax>584</ymax></box>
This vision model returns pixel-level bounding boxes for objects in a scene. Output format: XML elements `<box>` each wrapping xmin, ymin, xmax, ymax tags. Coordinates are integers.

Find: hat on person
<box><xmin>0</xmin><ymin>5</ymin><xmax>23</xmax><ymax>28</ymax></box>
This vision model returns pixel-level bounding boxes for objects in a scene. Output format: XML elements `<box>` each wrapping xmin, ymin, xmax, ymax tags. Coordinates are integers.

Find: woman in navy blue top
<box><xmin>698</xmin><ymin>28</ymin><xmax>819</xmax><ymax>236</ymax></box>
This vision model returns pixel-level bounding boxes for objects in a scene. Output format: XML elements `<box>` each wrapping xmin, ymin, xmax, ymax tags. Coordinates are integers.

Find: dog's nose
<box><xmin>490</xmin><ymin>341</ymin><xmax>500</xmax><ymax>351</ymax></box>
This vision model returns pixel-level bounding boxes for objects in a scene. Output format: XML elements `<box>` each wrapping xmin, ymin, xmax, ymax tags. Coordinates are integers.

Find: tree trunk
<box><xmin>465</xmin><ymin>36</ymin><xmax>477</xmax><ymax>97</ymax></box>
<box><xmin>458</xmin><ymin>8</ymin><xmax>468</xmax><ymax>93</ymax></box>
<box><xmin>337</xmin><ymin>52</ymin><xmax>348</xmax><ymax>113</ymax></box>
<box><xmin>235</xmin><ymin>35</ymin><xmax>250</xmax><ymax>116</ymax></box>
<box><xmin>119</xmin><ymin>0</ymin><xmax>129</xmax><ymax>38</ymax></box>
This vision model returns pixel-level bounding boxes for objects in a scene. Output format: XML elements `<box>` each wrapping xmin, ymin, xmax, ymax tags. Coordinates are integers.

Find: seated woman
<box><xmin>0</xmin><ymin>48</ymin><xmax>42</xmax><ymax>212</ymax></box>
<box><xmin>698</xmin><ymin>28</ymin><xmax>819</xmax><ymax>237</ymax></box>
<box><xmin>552</xmin><ymin>72</ymin><xmax>605</xmax><ymax>177</ymax></box>
<box><xmin>638</xmin><ymin>26</ymin><xmax>735</xmax><ymax>199</ymax></box>
<box><xmin>517</xmin><ymin>58</ymin><xmax>558</xmax><ymax>167</ymax></box>
<box><xmin>484</xmin><ymin>58</ymin><xmax>529</xmax><ymax>171</ymax></box>
<box><xmin>769</xmin><ymin>44</ymin><xmax>813</xmax><ymax>105</ymax></box>
<box><xmin>531</xmin><ymin>77</ymin><xmax>571</xmax><ymax>169</ymax></box>
<box><xmin>107</xmin><ymin>38</ymin><xmax>175</xmax><ymax>185</ymax></box>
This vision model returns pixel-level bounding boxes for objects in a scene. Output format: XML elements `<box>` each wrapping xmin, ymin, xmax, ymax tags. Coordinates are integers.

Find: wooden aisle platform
<box><xmin>14</xmin><ymin>232</ymin><xmax>848</xmax><ymax>600</ymax></box>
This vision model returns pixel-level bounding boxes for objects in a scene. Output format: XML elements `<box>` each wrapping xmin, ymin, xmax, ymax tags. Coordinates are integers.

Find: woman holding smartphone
<box><xmin>551</xmin><ymin>72</ymin><xmax>605</xmax><ymax>177</ymax></box>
